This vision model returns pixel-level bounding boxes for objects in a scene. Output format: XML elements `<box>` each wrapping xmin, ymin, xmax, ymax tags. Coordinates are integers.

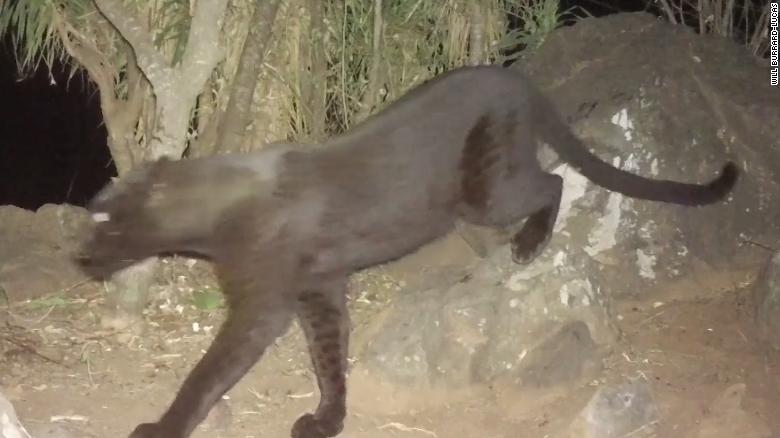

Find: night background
<box><xmin>0</xmin><ymin>36</ymin><xmax>114</xmax><ymax>210</ymax></box>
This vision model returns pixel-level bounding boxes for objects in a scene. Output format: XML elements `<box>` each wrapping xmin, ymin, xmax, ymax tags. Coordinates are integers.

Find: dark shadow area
<box><xmin>0</xmin><ymin>36</ymin><xmax>115</xmax><ymax>210</ymax></box>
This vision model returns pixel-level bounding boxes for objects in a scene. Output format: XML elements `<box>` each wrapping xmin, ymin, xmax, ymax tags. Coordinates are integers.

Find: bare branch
<box><xmin>115</xmin><ymin>41</ymin><xmax>147</xmax><ymax>166</ymax></box>
<box><xmin>748</xmin><ymin>3</ymin><xmax>770</xmax><ymax>56</ymax></box>
<box><xmin>54</xmin><ymin>18</ymin><xmax>116</xmax><ymax>116</ymax></box>
<box><xmin>468</xmin><ymin>0</ymin><xmax>484</xmax><ymax>66</ymax></box>
<box><xmin>357</xmin><ymin>0</ymin><xmax>384</xmax><ymax>122</ymax></box>
<box><xmin>179</xmin><ymin>0</ymin><xmax>230</xmax><ymax>97</ymax></box>
<box><xmin>306</xmin><ymin>0</ymin><xmax>329</xmax><ymax>138</ymax></box>
<box><xmin>656</xmin><ymin>0</ymin><xmax>678</xmax><ymax>24</ymax></box>
<box><xmin>92</xmin><ymin>0</ymin><xmax>171</xmax><ymax>88</ymax></box>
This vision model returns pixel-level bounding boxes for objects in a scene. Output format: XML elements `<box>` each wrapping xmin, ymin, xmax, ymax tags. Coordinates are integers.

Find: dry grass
<box><xmin>284</xmin><ymin>0</ymin><xmax>568</xmax><ymax>136</ymax></box>
<box><xmin>655</xmin><ymin>0</ymin><xmax>770</xmax><ymax>57</ymax></box>
<box><xmin>0</xmin><ymin>0</ymin><xmax>566</xmax><ymax>159</ymax></box>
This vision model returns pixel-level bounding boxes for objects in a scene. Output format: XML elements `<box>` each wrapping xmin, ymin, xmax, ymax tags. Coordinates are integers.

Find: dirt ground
<box><xmin>1</xmin><ymin>261</ymin><xmax>778</xmax><ymax>438</ymax></box>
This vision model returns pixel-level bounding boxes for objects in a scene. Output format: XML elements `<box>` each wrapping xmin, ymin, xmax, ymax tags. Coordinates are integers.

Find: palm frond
<box><xmin>0</xmin><ymin>0</ymin><xmax>72</xmax><ymax>76</ymax></box>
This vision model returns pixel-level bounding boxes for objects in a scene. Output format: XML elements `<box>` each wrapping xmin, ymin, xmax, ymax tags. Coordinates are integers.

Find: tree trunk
<box><xmin>207</xmin><ymin>0</ymin><xmax>282</xmax><ymax>156</ymax></box>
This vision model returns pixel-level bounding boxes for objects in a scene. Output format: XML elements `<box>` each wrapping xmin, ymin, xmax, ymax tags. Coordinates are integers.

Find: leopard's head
<box><xmin>75</xmin><ymin>158</ymin><xmax>175</xmax><ymax>279</ymax></box>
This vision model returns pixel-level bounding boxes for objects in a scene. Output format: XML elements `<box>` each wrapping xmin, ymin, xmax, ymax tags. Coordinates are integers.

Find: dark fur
<box><xmin>75</xmin><ymin>66</ymin><xmax>737</xmax><ymax>438</ymax></box>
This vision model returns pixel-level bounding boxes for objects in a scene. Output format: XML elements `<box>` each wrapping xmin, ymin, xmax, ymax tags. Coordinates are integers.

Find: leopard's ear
<box><xmin>88</xmin><ymin>160</ymin><xmax>161</xmax><ymax>212</ymax></box>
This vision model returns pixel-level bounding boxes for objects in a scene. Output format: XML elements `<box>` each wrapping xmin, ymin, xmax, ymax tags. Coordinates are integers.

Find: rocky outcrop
<box><xmin>0</xmin><ymin>204</ymin><xmax>90</xmax><ymax>302</ymax></box>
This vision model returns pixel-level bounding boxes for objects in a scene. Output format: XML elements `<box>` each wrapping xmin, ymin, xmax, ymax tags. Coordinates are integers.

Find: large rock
<box><xmin>521</xmin><ymin>12</ymin><xmax>778</xmax><ymax>294</ymax></box>
<box><xmin>349</xmin><ymin>238</ymin><xmax>613</xmax><ymax>412</ymax></box>
<box><xmin>754</xmin><ymin>251</ymin><xmax>780</xmax><ymax>350</ymax></box>
<box><xmin>349</xmin><ymin>12</ymin><xmax>776</xmax><ymax>410</ymax></box>
<box><xmin>0</xmin><ymin>389</ymin><xmax>31</xmax><ymax>438</ymax></box>
<box><xmin>0</xmin><ymin>204</ymin><xmax>91</xmax><ymax>302</ymax></box>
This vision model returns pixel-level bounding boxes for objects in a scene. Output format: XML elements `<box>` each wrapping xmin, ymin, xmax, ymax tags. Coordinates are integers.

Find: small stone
<box><xmin>570</xmin><ymin>379</ymin><xmax>658</xmax><ymax>438</ymax></box>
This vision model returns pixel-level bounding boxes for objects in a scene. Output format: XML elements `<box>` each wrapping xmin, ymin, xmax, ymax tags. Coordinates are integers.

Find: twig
<box><xmin>81</xmin><ymin>340</ymin><xmax>106</xmax><ymax>386</ymax></box>
<box><xmin>1</xmin><ymin>333</ymin><xmax>64</xmax><ymax>366</ymax></box>
<box><xmin>739</xmin><ymin>238</ymin><xmax>776</xmax><ymax>253</ymax></box>
<box><xmin>638</xmin><ymin>310</ymin><xmax>666</xmax><ymax>327</ymax></box>
<box><xmin>33</xmin><ymin>305</ymin><xmax>57</xmax><ymax>324</ymax></box>
<box><xmin>378</xmin><ymin>422</ymin><xmax>438</xmax><ymax>436</ymax></box>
